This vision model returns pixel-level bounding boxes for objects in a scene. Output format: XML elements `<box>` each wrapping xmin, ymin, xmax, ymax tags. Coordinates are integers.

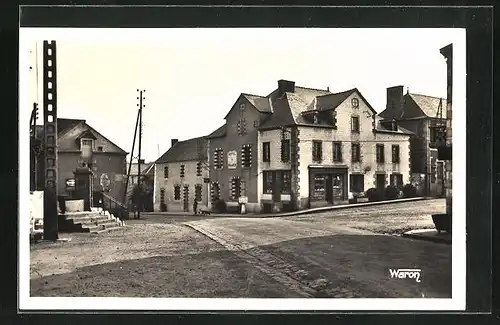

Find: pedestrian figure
<box><xmin>193</xmin><ymin>200</ymin><xmax>198</xmax><ymax>215</ymax></box>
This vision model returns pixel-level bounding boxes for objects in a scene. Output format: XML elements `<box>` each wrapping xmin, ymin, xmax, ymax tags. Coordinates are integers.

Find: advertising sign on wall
<box><xmin>228</xmin><ymin>150</ymin><xmax>237</xmax><ymax>169</ymax></box>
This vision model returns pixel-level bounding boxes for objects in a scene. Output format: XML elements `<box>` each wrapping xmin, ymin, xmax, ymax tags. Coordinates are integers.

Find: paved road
<box><xmin>31</xmin><ymin>199</ymin><xmax>450</xmax><ymax>298</ymax></box>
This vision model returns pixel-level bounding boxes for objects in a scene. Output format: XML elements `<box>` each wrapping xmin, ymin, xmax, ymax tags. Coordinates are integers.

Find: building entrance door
<box><xmin>272</xmin><ymin>171</ymin><xmax>281</xmax><ymax>203</ymax></box>
<box><xmin>332</xmin><ymin>174</ymin><xmax>344</xmax><ymax>202</ymax></box>
<box><xmin>325</xmin><ymin>175</ymin><xmax>333</xmax><ymax>203</ymax></box>
<box><xmin>376</xmin><ymin>174</ymin><xmax>386</xmax><ymax>192</ymax></box>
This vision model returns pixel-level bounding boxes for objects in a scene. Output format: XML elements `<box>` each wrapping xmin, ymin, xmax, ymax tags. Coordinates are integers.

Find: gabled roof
<box><xmin>407</xmin><ymin>93</ymin><xmax>447</xmax><ymax>119</ymax></box>
<box><xmin>34</xmin><ymin>118</ymin><xmax>127</xmax><ymax>154</ymax></box>
<box><xmin>259</xmin><ymin>86</ymin><xmax>377</xmax><ymax>130</ymax></box>
<box><xmin>57</xmin><ymin>118</ymin><xmax>85</xmax><ymax>137</ymax></box>
<box><xmin>128</xmin><ymin>162</ymin><xmax>155</xmax><ymax>176</ymax></box>
<box><xmin>206</xmin><ymin>124</ymin><xmax>227</xmax><ymax>139</ymax></box>
<box><xmin>242</xmin><ymin>93</ymin><xmax>272</xmax><ymax>113</ymax></box>
<box><xmin>156</xmin><ymin>136</ymin><xmax>207</xmax><ymax>163</ymax></box>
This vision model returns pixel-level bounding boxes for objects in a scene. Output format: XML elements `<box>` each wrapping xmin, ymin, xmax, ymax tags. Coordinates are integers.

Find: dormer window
<box><xmin>81</xmin><ymin>139</ymin><xmax>93</xmax><ymax>147</ymax></box>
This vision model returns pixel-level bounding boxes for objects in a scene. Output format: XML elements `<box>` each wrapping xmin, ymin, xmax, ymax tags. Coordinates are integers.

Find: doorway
<box><xmin>376</xmin><ymin>174</ymin><xmax>386</xmax><ymax>192</ymax></box>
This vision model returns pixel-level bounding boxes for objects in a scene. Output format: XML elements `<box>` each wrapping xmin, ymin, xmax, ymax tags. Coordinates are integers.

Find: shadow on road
<box><xmin>31</xmin><ymin>231</ymin><xmax>451</xmax><ymax>299</ymax></box>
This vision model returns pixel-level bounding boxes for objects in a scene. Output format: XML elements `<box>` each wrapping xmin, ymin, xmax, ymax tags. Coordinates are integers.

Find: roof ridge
<box><xmin>316</xmin><ymin>88</ymin><xmax>357</xmax><ymax>97</ymax></box>
<box><xmin>242</xmin><ymin>92</ymin><xmax>267</xmax><ymax>98</ymax></box>
<box><xmin>409</xmin><ymin>92</ymin><xmax>445</xmax><ymax>100</ymax></box>
<box><xmin>295</xmin><ymin>85</ymin><xmax>330</xmax><ymax>92</ymax></box>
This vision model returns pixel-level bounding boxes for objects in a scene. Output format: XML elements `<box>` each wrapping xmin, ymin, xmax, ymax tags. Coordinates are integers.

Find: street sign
<box><xmin>238</xmin><ymin>196</ymin><xmax>248</xmax><ymax>204</ymax></box>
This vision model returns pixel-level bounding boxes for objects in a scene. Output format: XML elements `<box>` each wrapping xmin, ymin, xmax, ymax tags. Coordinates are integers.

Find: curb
<box><xmin>147</xmin><ymin>197</ymin><xmax>428</xmax><ymax>218</ymax></box>
<box><xmin>401</xmin><ymin>231</ymin><xmax>452</xmax><ymax>245</ymax></box>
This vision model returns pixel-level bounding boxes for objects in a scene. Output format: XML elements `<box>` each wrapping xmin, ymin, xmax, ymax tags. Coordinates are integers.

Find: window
<box><xmin>180</xmin><ymin>164</ymin><xmax>185</xmax><ymax>178</ymax></box>
<box><xmin>281</xmin><ymin>170</ymin><xmax>291</xmax><ymax>194</ymax></box>
<box><xmin>237</xmin><ymin>119</ymin><xmax>247</xmax><ymax>136</ymax></box>
<box><xmin>174</xmin><ymin>185</ymin><xmax>181</xmax><ymax>200</ymax></box>
<box><xmin>312</xmin><ymin>174</ymin><xmax>326</xmax><ymax>200</ymax></box>
<box><xmin>262</xmin><ymin>142</ymin><xmax>271</xmax><ymax>162</ymax></box>
<box><xmin>390</xmin><ymin>174</ymin><xmax>403</xmax><ymax>187</ymax></box>
<box><xmin>164</xmin><ymin>166</ymin><xmax>169</xmax><ymax>178</ymax></box>
<box><xmin>230</xmin><ymin>177</ymin><xmax>241</xmax><ymax>200</ymax></box>
<box><xmin>392</xmin><ymin>145</ymin><xmax>400</xmax><ymax>163</ymax></box>
<box><xmin>241</xmin><ymin>144</ymin><xmax>252</xmax><ymax>168</ymax></box>
<box><xmin>352</xmin><ymin>143</ymin><xmax>361</xmax><ymax>163</ymax></box>
<box><xmin>214</xmin><ymin>148</ymin><xmax>224</xmax><ymax>169</ymax></box>
<box><xmin>81</xmin><ymin>139</ymin><xmax>93</xmax><ymax>147</ymax></box>
<box><xmin>160</xmin><ymin>188</ymin><xmax>165</xmax><ymax>204</ymax></box>
<box><xmin>351</xmin><ymin>116</ymin><xmax>360</xmax><ymax>133</ymax></box>
<box><xmin>253</xmin><ymin>120</ymin><xmax>260</xmax><ymax>128</ymax></box>
<box><xmin>312</xmin><ymin>140</ymin><xmax>322</xmax><ymax>162</ymax></box>
<box><xmin>281</xmin><ymin>139</ymin><xmax>290</xmax><ymax>162</ymax></box>
<box><xmin>196</xmin><ymin>161</ymin><xmax>202</xmax><ymax>176</ymax></box>
<box><xmin>350</xmin><ymin>174</ymin><xmax>364</xmax><ymax>193</ymax></box>
<box><xmin>239</xmin><ymin>103</ymin><xmax>245</xmax><ymax>111</ymax></box>
<box><xmin>352</xmin><ymin>98</ymin><xmax>359</xmax><ymax>108</ymax></box>
<box><xmin>210</xmin><ymin>182</ymin><xmax>220</xmax><ymax>202</ymax></box>
<box><xmin>376</xmin><ymin>144</ymin><xmax>385</xmax><ymax>163</ymax></box>
<box><xmin>263</xmin><ymin>171</ymin><xmax>273</xmax><ymax>194</ymax></box>
<box><xmin>195</xmin><ymin>184</ymin><xmax>202</xmax><ymax>202</ymax></box>
<box><xmin>97</xmin><ymin>146</ymin><xmax>103</xmax><ymax>152</ymax></box>
<box><xmin>333</xmin><ymin>142</ymin><xmax>342</xmax><ymax>162</ymax></box>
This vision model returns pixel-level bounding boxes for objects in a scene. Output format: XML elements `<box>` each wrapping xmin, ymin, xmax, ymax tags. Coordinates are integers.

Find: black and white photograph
<box><xmin>20</xmin><ymin>25</ymin><xmax>466</xmax><ymax>311</ymax></box>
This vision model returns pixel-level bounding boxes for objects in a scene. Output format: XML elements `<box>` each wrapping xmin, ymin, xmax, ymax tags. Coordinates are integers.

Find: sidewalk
<box><xmin>402</xmin><ymin>229</ymin><xmax>452</xmax><ymax>244</ymax></box>
<box><xmin>145</xmin><ymin>197</ymin><xmax>428</xmax><ymax>218</ymax></box>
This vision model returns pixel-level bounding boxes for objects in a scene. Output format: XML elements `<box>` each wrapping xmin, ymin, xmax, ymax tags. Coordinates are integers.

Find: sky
<box><xmin>23</xmin><ymin>28</ymin><xmax>463</xmax><ymax>162</ymax></box>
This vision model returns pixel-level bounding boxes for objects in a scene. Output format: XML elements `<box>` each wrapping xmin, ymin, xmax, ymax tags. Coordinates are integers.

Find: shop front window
<box><xmin>312</xmin><ymin>175</ymin><xmax>326</xmax><ymax>200</ymax></box>
<box><xmin>263</xmin><ymin>171</ymin><xmax>273</xmax><ymax>194</ymax></box>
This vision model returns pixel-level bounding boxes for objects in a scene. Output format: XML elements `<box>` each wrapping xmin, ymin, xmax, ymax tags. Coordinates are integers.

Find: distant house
<box><xmin>207</xmin><ymin>79</ymin><xmax>413</xmax><ymax>213</ymax></box>
<box><xmin>126</xmin><ymin>161</ymin><xmax>155</xmax><ymax>211</ymax></box>
<box><xmin>153</xmin><ymin>138</ymin><xmax>210</xmax><ymax>212</ymax></box>
<box><xmin>31</xmin><ymin>118</ymin><xmax>128</xmax><ymax>203</ymax></box>
<box><xmin>379</xmin><ymin>86</ymin><xmax>447</xmax><ymax>197</ymax></box>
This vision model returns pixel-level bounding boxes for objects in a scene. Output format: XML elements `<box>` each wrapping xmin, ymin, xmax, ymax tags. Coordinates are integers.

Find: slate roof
<box><xmin>155</xmin><ymin>136</ymin><xmax>208</xmax><ymax>163</ymax></box>
<box><xmin>408</xmin><ymin>93</ymin><xmax>448</xmax><ymax>119</ymax></box>
<box><xmin>128</xmin><ymin>162</ymin><xmax>155</xmax><ymax>176</ymax></box>
<box><xmin>57</xmin><ymin>118</ymin><xmax>85</xmax><ymax>136</ymax></box>
<box><xmin>375</xmin><ymin>125</ymin><xmax>414</xmax><ymax>136</ymax></box>
<box><xmin>206</xmin><ymin>124</ymin><xmax>227</xmax><ymax>139</ymax></box>
<box><xmin>242</xmin><ymin>93</ymin><xmax>272</xmax><ymax>113</ymax></box>
<box><xmin>33</xmin><ymin>118</ymin><xmax>127</xmax><ymax>154</ymax></box>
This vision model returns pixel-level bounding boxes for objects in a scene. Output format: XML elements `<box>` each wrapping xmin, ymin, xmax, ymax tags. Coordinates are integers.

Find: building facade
<box><xmin>379</xmin><ymin>85</ymin><xmax>447</xmax><ymax>197</ymax></box>
<box><xmin>31</xmin><ymin>118</ymin><xmax>128</xmax><ymax>203</ymax></box>
<box><xmin>206</xmin><ymin>80</ymin><xmax>413</xmax><ymax>213</ymax></box>
<box><xmin>153</xmin><ymin>138</ymin><xmax>210</xmax><ymax>212</ymax></box>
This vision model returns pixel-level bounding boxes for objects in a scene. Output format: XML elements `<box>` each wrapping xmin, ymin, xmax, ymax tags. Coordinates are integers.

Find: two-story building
<box><xmin>31</xmin><ymin>118</ymin><xmax>128</xmax><ymax>203</ymax></box>
<box><xmin>153</xmin><ymin>137</ymin><xmax>210</xmax><ymax>212</ymax></box>
<box><xmin>379</xmin><ymin>85</ymin><xmax>447</xmax><ymax>197</ymax></box>
<box><xmin>207</xmin><ymin>80</ymin><xmax>413</xmax><ymax>213</ymax></box>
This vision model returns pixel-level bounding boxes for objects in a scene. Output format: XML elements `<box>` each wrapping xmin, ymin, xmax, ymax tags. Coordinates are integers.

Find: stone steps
<box><xmin>58</xmin><ymin>210</ymin><xmax>124</xmax><ymax>234</ymax></box>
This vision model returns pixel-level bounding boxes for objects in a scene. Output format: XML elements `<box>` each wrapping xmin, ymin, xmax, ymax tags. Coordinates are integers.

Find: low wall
<box><xmin>64</xmin><ymin>199</ymin><xmax>84</xmax><ymax>212</ymax></box>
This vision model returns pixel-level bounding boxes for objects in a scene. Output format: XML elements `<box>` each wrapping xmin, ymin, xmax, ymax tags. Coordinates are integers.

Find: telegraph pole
<box><xmin>137</xmin><ymin>89</ymin><xmax>145</xmax><ymax>219</ymax></box>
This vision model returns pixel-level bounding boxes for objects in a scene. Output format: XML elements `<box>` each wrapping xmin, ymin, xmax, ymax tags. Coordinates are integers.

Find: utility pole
<box><xmin>137</xmin><ymin>89</ymin><xmax>145</xmax><ymax>219</ymax></box>
<box><xmin>42</xmin><ymin>40</ymin><xmax>59</xmax><ymax>241</ymax></box>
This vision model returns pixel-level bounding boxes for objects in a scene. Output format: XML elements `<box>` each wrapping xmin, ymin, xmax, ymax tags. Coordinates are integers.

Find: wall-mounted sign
<box><xmin>227</xmin><ymin>150</ymin><xmax>237</xmax><ymax>169</ymax></box>
<box><xmin>65</xmin><ymin>178</ymin><xmax>75</xmax><ymax>190</ymax></box>
<box><xmin>203</xmin><ymin>177</ymin><xmax>211</xmax><ymax>183</ymax></box>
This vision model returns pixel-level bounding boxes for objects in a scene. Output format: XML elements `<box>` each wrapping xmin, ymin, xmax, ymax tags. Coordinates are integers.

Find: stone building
<box><xmin>379</xmin><ymin>85</ymin><xmax>447</xmax><ymax>197</ymax></box>
<box><xmin>153</xmin><ymin>138</ymin><xmax>210</xmax><ymax>212</ymax></box>
<box><xmin>206</xmin><ymin>80</ymin><xmax>413</xmax><ymax>213</ymax></box>
<box><xmin>31</xmin><ymin>118</ymin><xmax>128</xmax><ymax>203</ymax></box>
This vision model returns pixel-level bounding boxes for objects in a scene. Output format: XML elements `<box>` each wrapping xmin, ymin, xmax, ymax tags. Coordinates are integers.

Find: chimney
<box><xmin>278</xmin><ymin>79</ymin><xmax>295</xmax><ymax>95</ymax></box>
<box><xmin>386</xmin><ymin>85</ymin><xmax>405</xmax><ymax>119</ymax></box>
<box><xmin>171</xmin><ymin>139</ymin><xmax>178</xmax><ymax>147</ymax></box>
